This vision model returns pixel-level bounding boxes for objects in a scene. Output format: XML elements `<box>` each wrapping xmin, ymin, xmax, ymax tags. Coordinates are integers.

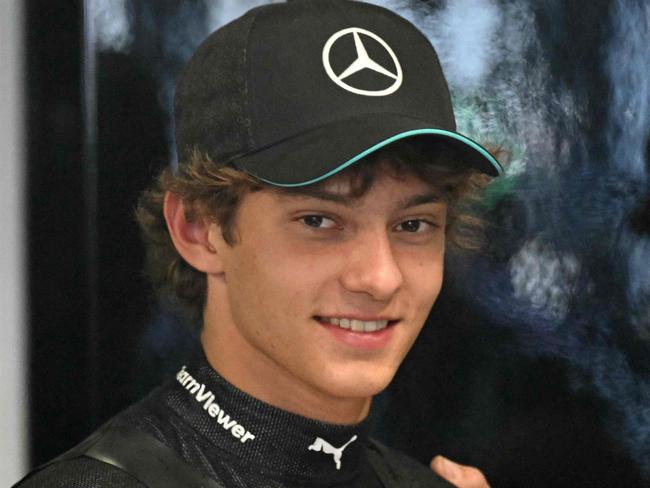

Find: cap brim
<box><xmin>232</xmin><ymin>113</ymin><xmax>503</xmax><ymax>187</ymax></box>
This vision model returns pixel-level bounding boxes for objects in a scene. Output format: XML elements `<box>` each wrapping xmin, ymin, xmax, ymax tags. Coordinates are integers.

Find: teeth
<box><xmin>351</xmin><ymin>320</ymin><xmax>364</xmax><ymax>332</ymax></box>
<box><xmin>322</xmin><ymin>317</ymin><xmax>390</xmax><ymax>332</ymax></box>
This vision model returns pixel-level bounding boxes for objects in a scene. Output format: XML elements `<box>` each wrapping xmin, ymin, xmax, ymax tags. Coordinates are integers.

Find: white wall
<box><xmin>0</xmin><ymin>0</ymin><xmax>27</xmax><ymax>484</ymax></box>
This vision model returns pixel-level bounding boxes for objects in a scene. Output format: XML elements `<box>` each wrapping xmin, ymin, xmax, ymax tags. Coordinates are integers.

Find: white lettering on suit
<box><xmin>176</xmin><ymin>366</ymin><xmax>256</xmax><ymax>444</ymax></box>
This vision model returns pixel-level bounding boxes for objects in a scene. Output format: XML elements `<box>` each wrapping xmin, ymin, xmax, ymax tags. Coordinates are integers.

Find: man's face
<box><xmin>204</xmin><ymin>164</ymin><xmax>447</xmax><ymax>417</ymax></box>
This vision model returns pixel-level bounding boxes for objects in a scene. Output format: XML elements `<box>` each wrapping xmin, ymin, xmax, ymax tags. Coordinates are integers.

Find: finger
<box><xmin>430</xmin><ymin>455</ymin><xmax>490</xmax><ymax>488</ymax></box>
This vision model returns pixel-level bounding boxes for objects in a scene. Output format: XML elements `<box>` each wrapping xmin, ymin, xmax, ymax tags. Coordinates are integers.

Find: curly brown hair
<box><xmin>136</xmin><ymin>138</ymin><xmax>500</xmax><ymax>321</ymax></box>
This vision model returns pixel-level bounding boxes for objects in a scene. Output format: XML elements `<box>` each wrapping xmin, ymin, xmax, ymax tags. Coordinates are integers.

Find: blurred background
<box><xmin>4</xmin><ymin>0</ymin><xmax>650</xmax><ymax>486</ymax></box>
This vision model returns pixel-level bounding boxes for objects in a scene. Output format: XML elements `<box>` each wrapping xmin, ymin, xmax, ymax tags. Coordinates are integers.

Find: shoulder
<box><xmin>14</xmin><ymin>392</ymin><xmax>167</xmax><ymax>488</ymax></box>
<box><xmin>13</xmin><ymin>456</ymin><xmax>145</xmax><ymax>488</ymax></box>
<box><xmin>366</xmin><ymin>438</ymin><xmax>454</xmax><ymax>488</ymax></box>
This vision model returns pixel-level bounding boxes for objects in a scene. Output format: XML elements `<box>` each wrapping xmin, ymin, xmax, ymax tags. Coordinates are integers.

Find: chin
<box><xmin>319</xmin><ymin>368</ymin><xmax>395</xmax><ymax>400</ymax></box>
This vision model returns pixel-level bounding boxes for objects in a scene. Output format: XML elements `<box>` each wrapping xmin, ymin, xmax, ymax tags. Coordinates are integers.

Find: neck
<box><xmin>201</xmin><ymin>286</ymin><xmax>371</xmax><ymax>425</ymax></box>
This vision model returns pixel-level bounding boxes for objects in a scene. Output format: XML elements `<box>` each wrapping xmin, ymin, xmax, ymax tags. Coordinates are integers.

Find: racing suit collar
<box><xmin>167</xmin><ymin>347</ymin><xmax>371</xmax><ymax>484</ymax></box>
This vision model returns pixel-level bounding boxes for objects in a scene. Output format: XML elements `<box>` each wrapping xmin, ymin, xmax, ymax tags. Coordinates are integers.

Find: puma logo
<box><xmin>307</xmin><ymin>435</ymin><xmax>358</xmax><ymax>470</ymax></box>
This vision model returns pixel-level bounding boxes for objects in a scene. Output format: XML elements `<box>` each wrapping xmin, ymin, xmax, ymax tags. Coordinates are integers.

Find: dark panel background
<box><xmin>26</xmin><ymin>0</ymin><xmax>89</xmax><ymax>462</ymax></box>
<box><xmin>25</xmin><ymin>0</ymin><xmax>173</xmax><ymax>465</ymax></box>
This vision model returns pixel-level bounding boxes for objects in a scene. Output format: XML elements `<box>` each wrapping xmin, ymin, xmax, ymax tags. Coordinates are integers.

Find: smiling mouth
<box><xmin>314</xmin><ymin>316</ymin><xmax>399</xmax><ymax>333</ymax></box>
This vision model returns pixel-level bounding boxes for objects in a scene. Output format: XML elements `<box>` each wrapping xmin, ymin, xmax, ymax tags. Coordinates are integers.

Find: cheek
<box><xmin>259</xmin><ymin>235</ymin><xmax>344</xmax><ymax>291</ymax></box>
<box><xmin>403</xmin><ymin>250</ymin><xmax>445</xmax><ymax>309</ymax></box>
<box><xmin>225</xmin><ymin>238</ymin><xmax>330</xmax><ymax>320</ymax></box>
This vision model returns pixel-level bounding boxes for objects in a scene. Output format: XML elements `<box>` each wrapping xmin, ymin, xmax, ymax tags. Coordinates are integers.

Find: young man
<box><xmin>16</xmin><ymin>1</ymin><xmax>500</xmax><ymax>486</ymax></box>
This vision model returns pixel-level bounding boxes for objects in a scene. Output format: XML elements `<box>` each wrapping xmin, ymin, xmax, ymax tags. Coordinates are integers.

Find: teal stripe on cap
<box><xmin>258</xmin><ymin>128</ymin><xmax>504</xmax><ymax>188</ymax></box>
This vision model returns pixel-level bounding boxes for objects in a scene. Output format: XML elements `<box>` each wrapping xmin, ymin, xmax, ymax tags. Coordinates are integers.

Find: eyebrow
<box><xmin>277</xmin><ymin>188</ymin><xmax>442</xmax><ymax>209</ymax></box>
<box><xmin>399</xmin><ymin>192</ymin><xmax>442</xmax><ymax>209</ymax></box>
<box><xmin>279</xmin><ymin>188</ymin><xmax>353</xmax><ymax>205</ymax></box>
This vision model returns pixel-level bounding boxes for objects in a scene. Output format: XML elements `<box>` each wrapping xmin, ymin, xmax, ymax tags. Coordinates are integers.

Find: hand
<box><xmin>430</xmin><ymin>455</ymin><xmax>491</xmax><ymax>488</ymax></box>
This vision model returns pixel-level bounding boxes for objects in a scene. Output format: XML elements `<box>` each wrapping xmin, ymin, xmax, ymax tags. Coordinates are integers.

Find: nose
<box><xmin>340</xmin><ymin>229</ymin><xmax>403</xmax><ymax>301</ymax></box>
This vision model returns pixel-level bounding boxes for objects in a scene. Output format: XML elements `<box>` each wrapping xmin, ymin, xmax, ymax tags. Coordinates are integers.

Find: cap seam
<box><xmin>232</xmin><ymin>111</ymin><xmax>452</xmax><ymax>158</ymax></box>
<box><xmin>246</xmin><ymin>126</ymin><xmax>502</xmax><ymax>187</ymax></box>
<box><xmin>243</xmin><ymin>9</ymin><xmax>260</xmax><ymax>150</ymax></box>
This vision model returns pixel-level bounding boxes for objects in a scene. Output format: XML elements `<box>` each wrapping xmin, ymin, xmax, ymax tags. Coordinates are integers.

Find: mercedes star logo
<box><xmin>322</xmin><ymin>27</ymin><xmax>403</xmax><ymax>97</ymax></box>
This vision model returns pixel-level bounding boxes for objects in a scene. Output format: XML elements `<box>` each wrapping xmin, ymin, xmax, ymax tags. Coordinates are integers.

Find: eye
<box><xmin>395</xmin><ymin>219</ymin><xmax>434</xmax><ymax>233</ymax></box>
<box><xmin>301</xmin><ymin>215</ymin><xmax>337</xmax><ymax>229</ymax></box>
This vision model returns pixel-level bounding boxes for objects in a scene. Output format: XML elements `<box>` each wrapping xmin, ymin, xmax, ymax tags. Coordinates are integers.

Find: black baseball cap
<box><xmin>175</xmin><ymin>0</ymin><xmax>502</xmax><ymax>187</ymax></box>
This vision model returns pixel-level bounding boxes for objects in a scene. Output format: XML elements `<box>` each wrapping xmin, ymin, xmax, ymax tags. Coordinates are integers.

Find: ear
<box><xmin>163</xmin><ymin>192</ymin><xmax>225</xmax><ymax>274</ymax></box>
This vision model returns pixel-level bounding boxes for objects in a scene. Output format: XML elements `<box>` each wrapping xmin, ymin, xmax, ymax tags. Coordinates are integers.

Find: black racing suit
<box><xmin>15</xmin><ymin>348</ymin><xmax>452</xmax><ymax>487</ymax></box>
